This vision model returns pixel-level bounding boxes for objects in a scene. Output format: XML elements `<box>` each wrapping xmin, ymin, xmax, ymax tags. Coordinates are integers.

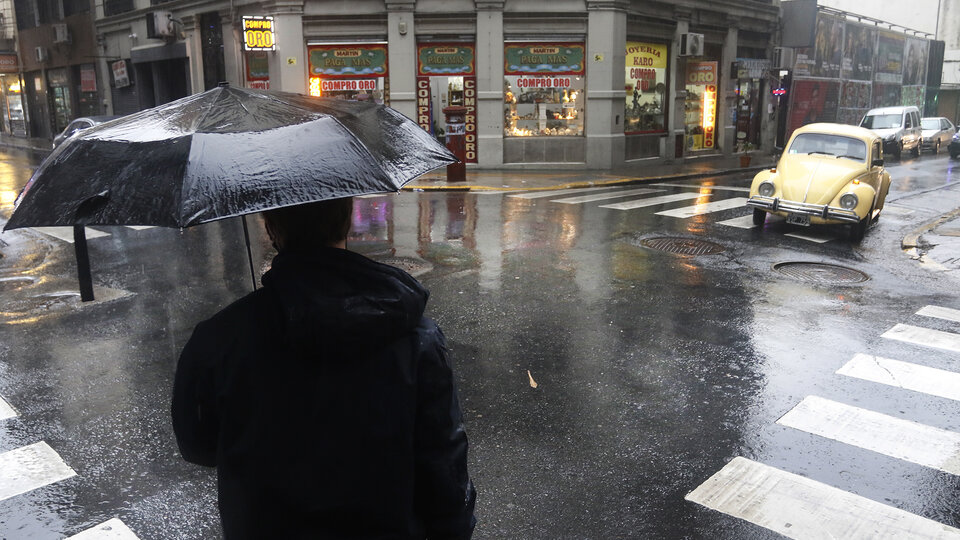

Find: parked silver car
<box><xmin>921</xmin><ymin>116</ymin><xmax>957</xmax><ymax>154</ymax></box>
<box><xmin>52</xmin><ymin>115</ymin><xmax>121</xmax><ymax>149</ymax></box>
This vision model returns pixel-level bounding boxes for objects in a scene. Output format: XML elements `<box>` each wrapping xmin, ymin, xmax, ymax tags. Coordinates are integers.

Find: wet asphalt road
<box><xmin>0</xmin><ymin>146</ymin><xmax>959</xmax><ymax>539</ymax></box>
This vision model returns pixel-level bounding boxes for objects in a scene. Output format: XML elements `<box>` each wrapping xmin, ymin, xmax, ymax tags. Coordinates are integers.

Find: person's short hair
<box><xmin>264</xmin><ymin>197</ymin><xmax>353</xmax><ymax>249</ymax></box>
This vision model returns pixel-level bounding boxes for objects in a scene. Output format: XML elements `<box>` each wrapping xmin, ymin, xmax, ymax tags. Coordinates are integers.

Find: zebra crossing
<box><xmin>507</xmin><ymin>183</ymin><xmax>850</xmax><ymax>243</ymax></box>
<box><xmin>686</xmin><ymin>304</ymin><xmax>960</xmax><ymax>538</ymax></box>
<box><xmin>0</xmin><ymin>393</ymin><xmax>140</xmax><ymax>538</ymax></box>
<box><xmin>31</xmin><ymin>226</ymin><xmax>155</xmax><ymax>243</ymax></box>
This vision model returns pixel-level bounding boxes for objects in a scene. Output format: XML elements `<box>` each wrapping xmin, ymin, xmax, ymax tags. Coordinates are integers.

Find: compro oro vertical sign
<box><xmin>242</xmin><ymin>16</ymin><xmax>276</xmax><ymax>51</ymax></box>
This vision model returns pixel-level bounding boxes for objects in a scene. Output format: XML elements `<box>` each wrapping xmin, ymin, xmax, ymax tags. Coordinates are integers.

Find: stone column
<box><xmin>720</xmin><ymin>19</ymin><xmax>739</xmax><ymax>155</ymax></box>
<box><xmin>221</xmin><ymin>11</ymin><xmax>244</xmax><ymax>88</ymax></box>
<box><xmin>180</xmin><ymin>15</ymin><xmax>205</xmax><ymax>94</ymax></box>
<box><xmin>670</xmin><ymin>9</ymin><xmax>690</xmax><ymax>162</ymax></box>
<box><xmin>475</xmin><ymin>0</ymin><xmax>504</xmax><ymax>167</ymax></box>
<box><xmin>386</xmin><ymin>0</ymin><xmax>416</xmax><ymax>120</ymax></box>
<box><xmin>585</xmin><ymin>0</ymin><xmax>627</xmax><ymax>168</ymax></box>
<box><xmin>264</xmin><ymin>0</ymin><xmax>305</xmax><ymax>94</ymax></box>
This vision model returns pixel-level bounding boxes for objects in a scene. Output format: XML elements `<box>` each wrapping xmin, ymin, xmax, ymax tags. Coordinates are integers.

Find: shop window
<box><xmin>625</xmin><ymin>41</ymin><xmax>668</xmax><ymax>134</ymax></box>
<box><xmin>415</xmin><ymin>42</ymin><xmax>478</xmax><ymax>162</ymax></box>
<box><xmin>503</xmin><ymin>42</ymin><xmax>585</xmax><ymax>138</ymax></box>
<box><xmin>103</xmin><ymin>0</ymin><xmax>133</xmax><ymax>16</ymax></box>
<box><xmin>14</xmin><ymin>0</ymin><xmax>37</xmax><ymax>29</ymax></box>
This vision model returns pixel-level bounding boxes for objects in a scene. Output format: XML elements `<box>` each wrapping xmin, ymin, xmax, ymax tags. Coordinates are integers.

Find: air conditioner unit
<box><xmin>680</xmin><ymin>33</ymin><xmax>704</xmax><ymax>57</ymax></box>
<box><xmin>146</xmin><ymin>11</ymin><xmax>175</xmax><ymax>38</ymax></box>
<box><xmin>53</xmin><ymin>23</ymin><xmax>70</xmax><ymax>44</ymax></box>
<box><xmin>35</xmin><ymin>46</ymin><xmax>47</xmax><ymax>63</ymax></box>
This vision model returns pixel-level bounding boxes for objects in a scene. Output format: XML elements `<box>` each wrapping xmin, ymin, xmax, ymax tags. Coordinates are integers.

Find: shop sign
<box><xmin>626</xmin><ymin>42</ymin><xmax>666</xmax><ymax>92</ymax></box>
<box><xmin>112</xmin><ymin>60</ymin><xmax>130</xmax><ymax>88</ymax></box>
<box><xmin>735</xmin><ymin>58</ymin><xmax>770</xmax><ymax>79</ymax></box>
<box><xmin>504</xmin><ymin>43</ymin><xmax>585</xmax><ymax>75</ymax></box>
<box><xmin>47</xmin><ymin>68</ymin><xmax>68</xmax><ymax>87</ymax></box>
<box><xmin>248</xmin><ymin>80</ymin><xmax>270</xmax><ymax>90</ymax></box>
<box><xmin>246</xmin><ymin>51</ymin><xmax>269</xmax><ymax>81</ymax></box>
<box><xmin>242</xmin><ymin>16</ymin><xmax>275</xmax><ymax>51</ymax></box>
<box><xmin>308</xmin><ymin>44</ymin><xmax>388</xmax><ymax>78</ymax></box>
<box><xmin>515</xmin><ymin>76</ymin><xmax>573</xmax><ymax>89</ymax></box>
<box><xmin>416</xmin><ymin>78</ymin><xmax>431</xmax><ymax>132</ymax></box>
<box><xmin>686</xmin><ymin>61</ymin><xmax>717</xmax><ymax>85</ymax></box>
<box><xmin>319</xmin><ymin>79</ymin><xmax>378</xmax><ymax>92</ymax></box>
<box><xmin>463</xmin><ymin>77</ymin><xmax>476</xmax><ymax>162</ymax></box>
<box><xmin>702</xmin><ymin>85</ymin><xmax>717</xmax><ymax>148</ymax></box>
<box><xmin>0</xmin><ymin>54</ymin><xmax>18</xmax><ymax>73</ymax></box>
<box><xmin>80</xmin><ymin>65</ymin><xmax>97</xmax><ymax>92</ymax></box>
<box><xmin>417</xmin><ymin>43</ymin><xmax>475</xmax><ymax>76</ymax></box>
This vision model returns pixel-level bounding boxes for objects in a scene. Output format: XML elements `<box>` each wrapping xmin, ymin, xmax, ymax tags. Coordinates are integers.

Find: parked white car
<box><xmin>920</xmin><ymin>117</ymin><xmax>957</xmax><ymax>154</ymax></box>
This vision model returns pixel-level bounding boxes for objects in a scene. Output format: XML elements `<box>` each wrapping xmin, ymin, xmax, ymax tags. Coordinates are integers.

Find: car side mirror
<box><xmin>872</xmin><ymin>158</ymin><xmax>884</xmax><ymax>167</ymax></box>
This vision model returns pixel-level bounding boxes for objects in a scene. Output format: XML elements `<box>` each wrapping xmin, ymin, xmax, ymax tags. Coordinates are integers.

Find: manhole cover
<box><xmin>640</xmin><ymin>237</ymin><xmax>725</xmax><ymax>256</ymax></box>
<box><xmin>377</xmin><ymin>256</ymin><xmax>434</xmax><ymax>277</ymax></box>
<box><xmin>773</xmin><ymin>262</ymin><xmax>869</xmax><ymax>284</ymax></box>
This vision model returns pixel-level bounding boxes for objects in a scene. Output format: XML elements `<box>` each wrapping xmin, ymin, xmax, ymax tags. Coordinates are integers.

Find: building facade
<box><xmin>89</xmin><ymin>0</ymin><xmax>780</xmax><ymax>169</ymax></box>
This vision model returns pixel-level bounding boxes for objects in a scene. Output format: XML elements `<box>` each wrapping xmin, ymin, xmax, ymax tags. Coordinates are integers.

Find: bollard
<box><xmin>442</xmin><ymin>105</ymin><xmax>467</xmax><ymax>182</ymax></box>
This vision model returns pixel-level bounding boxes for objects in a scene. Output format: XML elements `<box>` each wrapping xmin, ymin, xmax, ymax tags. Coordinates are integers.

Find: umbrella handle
<box><xmin>73</xmin><ymin>225</ymin><xmax>95</xmax><ymax>302</ymax></box>
<box><xmin>241</xmin><ymin>215</ymin><xmax>257</xmax><ymax>291</ymax></box>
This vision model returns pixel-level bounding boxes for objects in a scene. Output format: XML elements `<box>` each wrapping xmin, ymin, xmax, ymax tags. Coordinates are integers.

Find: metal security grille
<box><xmin>640</xmin><ymin>237</ymin><xmax>725</xmax><ymax>256</ymax></box>
<box><xmin>773</xmin><ymin>262</ymin><xmax>869</xmax><ymax>284</ymax></box>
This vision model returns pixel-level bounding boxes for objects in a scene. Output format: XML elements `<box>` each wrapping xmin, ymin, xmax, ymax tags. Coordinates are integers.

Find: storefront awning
<box><xmin>131</xmin><ymin>42</ymin><xmax>186</xmax><ymax>64</ymax></box>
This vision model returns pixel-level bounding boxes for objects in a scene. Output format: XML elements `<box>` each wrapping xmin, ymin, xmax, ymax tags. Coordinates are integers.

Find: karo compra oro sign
<box><xmin>0</xmin><ymin>54</ymin><xmax>18</xmax><ymax>73</ymax></box>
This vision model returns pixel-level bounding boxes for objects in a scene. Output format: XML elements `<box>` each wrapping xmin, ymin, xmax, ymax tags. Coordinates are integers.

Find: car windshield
<box><xmin>788</xmin><ymin>133</ymin><xmax>867</xmax><ymax>162</ymax></box>
<box><xmin>921</xmin><ymin>119</ymin><xmax>941</xmax><ymax>130</ymax></box>
<box><xmin>860</xmin><ymin>114</ymin><xmax>902</xmax><ymax>129</ymax></box>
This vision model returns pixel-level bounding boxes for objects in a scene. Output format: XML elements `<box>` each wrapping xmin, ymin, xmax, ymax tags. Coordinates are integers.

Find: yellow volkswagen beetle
<box><xmin>747</xmin><ymin>123</ymin><xmax>891</xmax><ymax>241</ymax></box>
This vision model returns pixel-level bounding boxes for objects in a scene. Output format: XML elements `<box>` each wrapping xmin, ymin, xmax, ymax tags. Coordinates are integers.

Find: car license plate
<box><xmin>786</xmin><ymin>214</ymin><xmax>810</xmax><ymax>226</ymax></box>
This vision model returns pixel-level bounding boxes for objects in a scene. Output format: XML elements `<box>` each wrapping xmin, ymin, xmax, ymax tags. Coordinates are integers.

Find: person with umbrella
<box><xmin>172</xmin><ymin>196</ymin><xmax>477</xmax><ymax>539</ymax></box>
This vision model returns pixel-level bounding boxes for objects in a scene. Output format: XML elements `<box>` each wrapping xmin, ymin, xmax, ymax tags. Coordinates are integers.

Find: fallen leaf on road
<box><xmin>527</xmin><ymin>370</ymin><xmax>538</xmax><ymax>389</ymax></box>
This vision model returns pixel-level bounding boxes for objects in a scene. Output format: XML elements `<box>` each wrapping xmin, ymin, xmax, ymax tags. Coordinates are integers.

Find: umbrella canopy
<box><xmin>4</xmin><ymin>85</ymin><xmax>456</xmax><ymax>231</ymax></box>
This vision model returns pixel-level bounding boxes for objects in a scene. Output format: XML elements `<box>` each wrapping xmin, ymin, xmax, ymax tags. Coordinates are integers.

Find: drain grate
<box><xmin>773</xmin><ymin>262</ymin><xmax>869</xmax><ymax>284</ymax></box>
<box><xmin>640</xmin><ymin>237</ymin><xmax>725</xmax><ymax>256</ymax></box>
<box><xmin>377</xmin><ymin>256</ymin><xmax>434</xmax><ymax>277</ymax></box>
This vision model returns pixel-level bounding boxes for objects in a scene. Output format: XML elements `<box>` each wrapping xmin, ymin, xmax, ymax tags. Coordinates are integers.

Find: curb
<box><xmin>901</xmin><ymin>207</ymin><xmax>960</xmax><ymax>250</ymax></box>
<box><xmin>402</xmin><ymin>164</ymin><xmax>768</xmax><ymax>192</ymax></box>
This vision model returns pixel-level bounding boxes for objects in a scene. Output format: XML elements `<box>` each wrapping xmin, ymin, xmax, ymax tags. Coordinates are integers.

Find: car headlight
<box><xmin>758</xmin><ymin>181</ymin><xmax>776</xmax><ymax>197</ymax></box>
<box><xmin>953</xmin><ymin>132</ymin><xmax>960</xmax><ymax>141</ymax></box>
<box><xmin>839</xmin><ymin>193</ymin><xmax>858</xmax><ymax>209</ymax></box>
<box><xmin>886</xmin><ymin>134</ymin><xmax>896</xmax><ymax>141</ymax></box>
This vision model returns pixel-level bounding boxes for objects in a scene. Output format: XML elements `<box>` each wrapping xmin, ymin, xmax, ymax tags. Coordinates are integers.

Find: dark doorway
<box><xmin>200</xmin><ymin>12</ymin><xmax>226</xmax><ymax>90</ymax></box>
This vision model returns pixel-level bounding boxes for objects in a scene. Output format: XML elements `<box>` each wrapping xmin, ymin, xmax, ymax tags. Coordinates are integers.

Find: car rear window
<box><xmin>921</xmin><ymin>119</ymin><xmax>941</xmax><ymax>130</ymax></box>
<box><xmin>788</xmin><ymin>133</ymin><xmax>867</xmax><ymax>162</ymax></box>
<box><xmin>860</xmin><ymin>114</ymin><xmax>901</xmax><ymax>129</ymax></box>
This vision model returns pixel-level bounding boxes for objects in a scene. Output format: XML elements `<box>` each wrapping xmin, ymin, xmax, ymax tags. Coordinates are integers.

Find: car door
<box><xmin>871</xmin><ymin>140</ymin><xmax>890</xmax><ymax>209</ymax></box>
<box><xmin>942</xmin><ymin>118</ymin><xmax>953</xmax><ymax>144</ymax></box>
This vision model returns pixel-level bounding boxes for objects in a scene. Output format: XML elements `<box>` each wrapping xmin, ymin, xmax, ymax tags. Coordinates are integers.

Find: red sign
<box><xmin>515</xmin><ymin>77</ymin><xmax>573</xmax><ymax>89</ymax></box>
<box><xmin>0</xmin><ymin>54</ymin><xmax>17</xmax><ymax>73</ymax></box>
<box><xmin>416</xmin><ymin>77</ymin><xmax>431</xmax><ymax>132</ymax></box>
<box><xmin>319</xmin><ymin>79</ymin><xmax>378</xmax><ymax>92</ymax></box>
<box><xmin>463</xmin><ymin>77</ymin><xmax>476</xmax><ymax>163</ymax></box>
<box><xmin>80</xmin><ymin>66</ymin><xmax>97</xmax><ymax>92</ymax></box>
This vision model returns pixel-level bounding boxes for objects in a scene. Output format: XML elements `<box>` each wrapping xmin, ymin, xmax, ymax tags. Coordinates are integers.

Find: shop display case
<box><xmin>504</xmin><ymin>88</ymin><xmax>583</xmax><ymax>137</ymax></box>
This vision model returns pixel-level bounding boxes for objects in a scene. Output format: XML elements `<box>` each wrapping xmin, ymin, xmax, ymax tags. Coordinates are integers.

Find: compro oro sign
<box><xmin>242</xmin><ymin>17</ymin><xmax>275</xmax><ymax>51</ymax></box>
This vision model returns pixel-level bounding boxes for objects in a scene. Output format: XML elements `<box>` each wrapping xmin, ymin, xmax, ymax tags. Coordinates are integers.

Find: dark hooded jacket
<box><xmin>172</xmin><ymin>247</ymin><xmax>476</xmax><ymax>539</ymax></box>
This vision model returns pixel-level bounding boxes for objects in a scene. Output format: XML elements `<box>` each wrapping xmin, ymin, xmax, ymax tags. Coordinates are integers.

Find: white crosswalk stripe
<box><xmin>917</xmin><ymin>305</ymin><xmax>960</xmax><ymax>323</ymax></box>
<box><xmin>882</xmin><ymin>323</ymin><xmax>960</xmax><ymax>353</ymax></box>
<box><xmin>0</xmin><ymin>442</ymin><xmax>77</xmax><ymax>502</ymax></box>
<box><xmin>32</xmin><ymin>227</ymin><xmax>110</xmax><ymax>243</ymax></box>
<box><xmin>784</xmin><ymin>230</ymin><xmax>837</xmax><ymax>243</ymax></box>
<box><xmin>66</xmin><ymin>518</ymin><xmax>140</xmax><ymax>539</ymax></box>
<box><xmin>650</xmin><ymin>182</ymin><xmax>751</xmax><ymax>193</ymax></box>
<box><xmin>837</xmin><ymin>353</ymin><xmax>960</xmax><ymax>402</ymax></box>
<box><xmin>508</xmin><ymin>186</ymin><xmax>623</xmax><ymax>200</ymax></box>
<box><xmin>550</xmin><ymin>188</ymin><xmax>664</xmax><ymax>204</ymax></box>
<box><xmin>655</xmin><ymin>197</ymin><xmax>748</xmax><ymax>218</ymax></box>
<box><xmin>777</xmin><ymin>396</ymin><xmax>960</xmax><ymax>475</ymax></box>
<box><xmin>125</xmin><ymin>226</ymin><xmax>155</xmax><ymax>231</ymax></box>
<box><xmin>0</xmin><ymin>395</ymin><xmax>16</xmax><ymax>421</ymax></box>
<box><xmin>717</xmin><ymin>215</ymin><xmax>758</xmax><ymax>229</ymax></box>
<box><xmin>686</xmin><ymin>457</ymin><xmax>960</xmax><ymax>540</ymax></box>
<box><xmin>598</xmin><ymin>192</ymin><xmax>705</xmax><ymax>210</ymax></box>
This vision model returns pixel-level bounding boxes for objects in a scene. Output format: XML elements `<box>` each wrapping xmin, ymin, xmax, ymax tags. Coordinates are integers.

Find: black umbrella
<box><xmin>3</xmin><ymin>84</ymin><xmax>457</xmax><ymax>300</ymax></box>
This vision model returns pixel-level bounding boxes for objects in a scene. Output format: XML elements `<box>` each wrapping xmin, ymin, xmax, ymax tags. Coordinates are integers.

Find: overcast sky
<box><xmin>816</xmin><ymin>0</ymin><xmax>941</xmax><ymax>36</ymax></box>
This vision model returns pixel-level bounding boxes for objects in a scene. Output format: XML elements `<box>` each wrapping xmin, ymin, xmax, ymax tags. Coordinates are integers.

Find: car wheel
<box><xmin>849</xmin><ymin>206</ymin><xmax>872</xmax><ymax>242</ymax></box>
<box><xmin>934</xmin><ymin>140</ymin><xmax>940</xmax><ymax>154</ymax></box>
<box><xmin>911</xmin><ymin>141</ymin><xmax>920</xmax><ymax>157</ymax></box>
<box><xmin>893</xmin><ymin>142</ymin><xmax>902</xmax><ymax>160</ymax></box>
<box><xmin>752</xmin><ymin>208</ymin><xmax>766</xmax><ymax>227</ymax></box>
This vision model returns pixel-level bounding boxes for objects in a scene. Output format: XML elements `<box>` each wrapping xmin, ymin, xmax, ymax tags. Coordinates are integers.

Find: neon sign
<box><xmin>242</xmin><ymin>16</ymin><xmax>275</xmax><ymax>51</ymax></box>
<box><xmin>702</xmin><ymin>85</ymin><xmax>717</xmax><ymax>148</ymax></box>
<box><xmin>308</xmin><ymin>77</ymin><xmax>321</xmax><ymax>97</ymax></box>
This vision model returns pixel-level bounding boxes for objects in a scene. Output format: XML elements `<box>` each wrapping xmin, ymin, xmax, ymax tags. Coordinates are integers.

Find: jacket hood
<box><xmin>261</xmin><ymin>247</ymin><xmax>429</xmax><ymax>352</ymax></box>
<box><xmin>779</xmin><ymin>154</ymin><xmax>863</xmax><ymax>204</ymax></box>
